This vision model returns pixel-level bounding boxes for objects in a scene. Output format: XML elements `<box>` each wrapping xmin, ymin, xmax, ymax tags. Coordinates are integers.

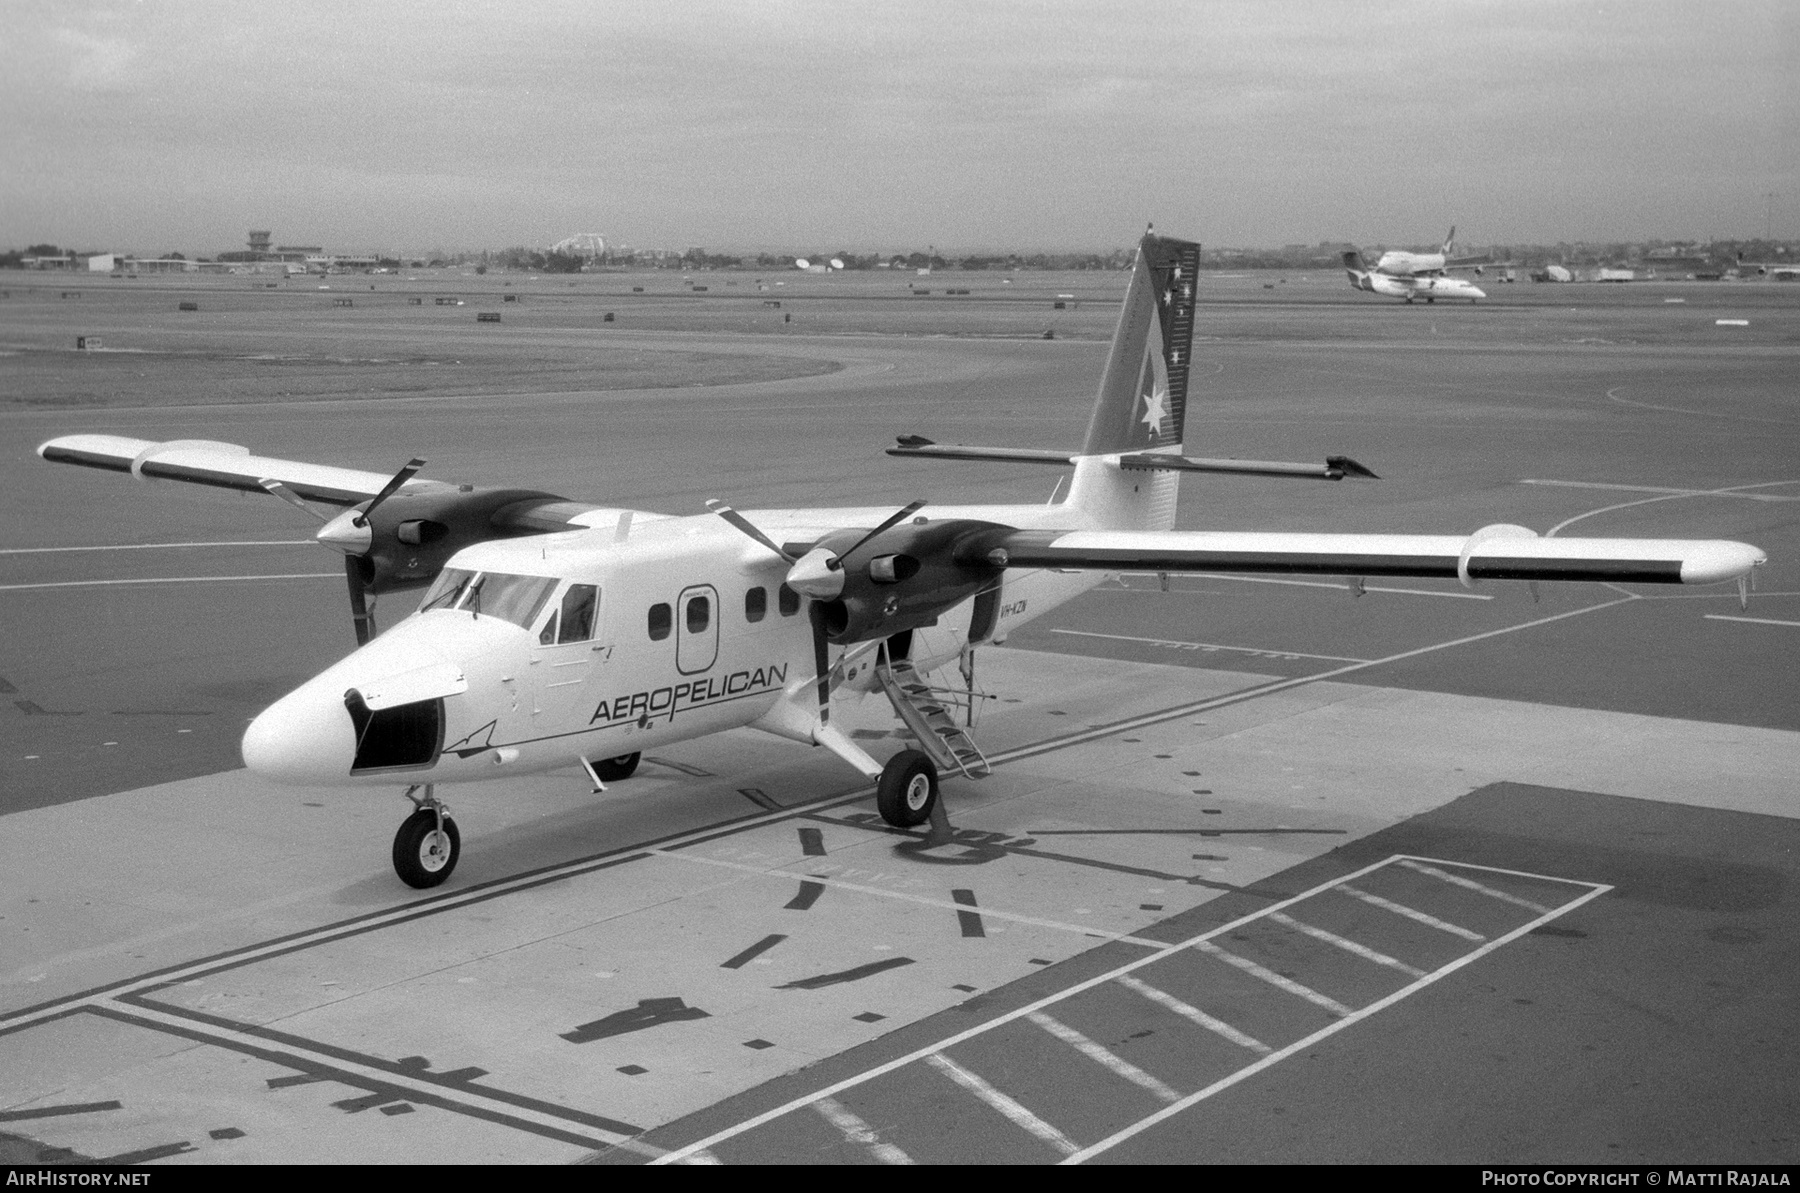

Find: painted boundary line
<box><xmin>650</xmin><ymin>855</ymin><xmax>1609</xmax><ymax>1164</ymax></box>
<box><xmin>1063</xmin><ymin>862</ymin><xmax>1611</xmax><ymax>1163</ymax></box>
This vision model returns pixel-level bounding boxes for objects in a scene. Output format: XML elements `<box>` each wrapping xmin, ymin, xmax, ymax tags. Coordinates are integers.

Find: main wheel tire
<box><xmin>876</xmin><ymin>749</ymin><xmax>939</xmax><ymax>828</ymax></box>
<box><xmin>593</xmin><ymin>752</ymin><xmax>640</xmax><ymax>781</ymax></box>
<box><xmin>393</xmin><ymin>808</ymin><xmax>460</xmax><ymax>889</ymax></box>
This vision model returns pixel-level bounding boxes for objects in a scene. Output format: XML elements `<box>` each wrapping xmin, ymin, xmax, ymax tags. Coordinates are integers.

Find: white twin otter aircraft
<box><xmin>39</xmin><ymin>231</ymin><xmax>1766</xmax><ymax>888</ymax></box>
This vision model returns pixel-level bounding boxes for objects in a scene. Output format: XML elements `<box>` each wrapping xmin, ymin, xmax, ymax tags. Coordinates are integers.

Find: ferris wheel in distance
<box><xmin>550</xmin><ymin>232</ymin><xmax>606</xmax><ymax>260</ymax></box>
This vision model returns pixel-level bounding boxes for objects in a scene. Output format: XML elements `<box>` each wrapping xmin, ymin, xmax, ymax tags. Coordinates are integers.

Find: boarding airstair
<box><xmin>875</xmin><ymin>655</ymin><xmax>992</xmax><ymax>779</ymax></box>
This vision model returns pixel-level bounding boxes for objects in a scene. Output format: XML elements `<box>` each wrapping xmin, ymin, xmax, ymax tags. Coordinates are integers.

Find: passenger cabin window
<box><xmin>778</xmin><ymin>584</ymin><xmax>800</xmax><ymax>616</ymax></box>
<box><xmin>745</xmin><ymin>586</ymin><xmax>767</xmax><ymax>623</ymax></box>
<box><xmin>559</xmin><ymin>584</ymin><xmax>598</xmax><ymax>643</ymax></box>
<box><xmin>648</xmin><ymin>602</ymin><xmax>672</xmax><ymax>641</ymax></box>
<box><xmin>686</xmin><ymin>593</ymin><xmax>710</xmax><ymax>633</ymax></box>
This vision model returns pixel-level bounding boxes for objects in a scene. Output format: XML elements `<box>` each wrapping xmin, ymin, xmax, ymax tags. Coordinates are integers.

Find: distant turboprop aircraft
<box><xmin>1344</xmin><ymin>226</ymin><xmax>1488</xmax><ymax>303</ymax></box>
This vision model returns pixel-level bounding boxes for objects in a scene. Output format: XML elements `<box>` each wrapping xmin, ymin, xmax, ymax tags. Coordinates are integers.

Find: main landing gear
<box><xmin>393</xmin><ymin>784</ymin><xmax>459</xmax><ymax>889</ymax></box>
<box><xmin>876</xmin><ymin>748</ymin><xmax>939</xmax><ymax>827</ymax></box>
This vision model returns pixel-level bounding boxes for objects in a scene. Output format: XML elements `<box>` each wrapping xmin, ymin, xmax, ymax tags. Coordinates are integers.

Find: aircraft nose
<box><xmin>242</xmin><ymin>686</ymin><xmax>355</xmax><ymax>783</ymax></box>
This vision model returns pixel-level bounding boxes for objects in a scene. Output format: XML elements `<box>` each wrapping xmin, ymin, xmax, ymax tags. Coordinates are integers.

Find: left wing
<box><xmin>963</xmin><ymin>526</ymin><xmax>1765</xmax><ymax>587</ymax></box>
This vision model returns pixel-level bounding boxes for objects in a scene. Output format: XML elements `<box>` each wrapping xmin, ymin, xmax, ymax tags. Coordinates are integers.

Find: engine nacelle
<box><xmin>330</xmin><ymin>487</ymin><xmax>567</xmax><ymax>595</ymax></box>
<box><xmin>806</xmin><ymin>518</ymin><xmax>1008</xmax><ymax>645</ymax></box>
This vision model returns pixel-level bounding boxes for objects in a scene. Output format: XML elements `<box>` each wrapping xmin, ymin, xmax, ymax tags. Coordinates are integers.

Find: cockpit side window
<box><xmin>538</xmin><ymin>610</ymin><xmax>559</xmax><ymax>645</ymax></box>
<box><xmin>558</xmin><ymin>584</ymin><xmax>598</xmax><ymax>644</ymax></box>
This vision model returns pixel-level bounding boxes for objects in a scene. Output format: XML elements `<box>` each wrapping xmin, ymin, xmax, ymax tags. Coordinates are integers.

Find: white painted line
<box><xmin>1051</xmin><ymin>627</ymin><xmax>1370</xmax><ymax>664</ymax></box>
<box><xmin>1704</xmin><ymin>614</ymin><xmax>1800</xmax><ymax>628</ymax></box>
<box><xmin>1115</xmin><ymin>974</ymin><xmax>1271</xmax><ymax>1055</ymax></box>
<box><xmin>1521</xmin><ymin>480</ymin><xmax>1800</xmax><ymax>503</ymax></box>
<box><xmin>0</xmin><ymin>573</ymin><xmax>341</xmax><ymax>592</ymax></box>
<box><xmin>812</xmin><ymin>1097</ymin><xmax>914</xmax><ymax>1164</ymax></box>
<box><xmin>1397</xmin><ymin>859</ymin><xmax>1553</xmax><ymax>914</ymax></box>
<box><xmin>1267</xmin><ymin>911</ymin><xmax>1429</xmax><ymax>979</ymax></box>
<box><xmin>925</xmin><ymin>1052</ymin><xmax>1079</xmax><ymax>1155</ymax></box>
<box><xmin>1336</xmin><ymin>883</ymin><xmax>1486</xmax><ymax>942</ymax></box>
<box><xmin>0</xmin><ymin>540</ymin><xmax>316</xmax><ymax>555</ymax></box>
<box><xmin>1027</xmin><ymin>1011</ymin><xmax>1182</xmax><ymax>1103</ymax></box>
<box><xmin>1157</xmin><ymin>573</ymin><xmax>1494</xmax><ymax>600</ymax></box>
<box><xmin>1063</xmin><ymin>878</ymin><xmax>1615</xmax><ymax>1163</ymax></box>
<box><xmin>1191</xmin><ymin>940</ymin><xmax>1355</xmax><ymax>1017</ymax></box>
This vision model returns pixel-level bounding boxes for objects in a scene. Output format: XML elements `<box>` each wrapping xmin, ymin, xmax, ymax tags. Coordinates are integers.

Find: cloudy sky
<box><xmin>4</xmin><ymin>0</ymin><xmax>1794</xmax><ymax>254</ymax></box>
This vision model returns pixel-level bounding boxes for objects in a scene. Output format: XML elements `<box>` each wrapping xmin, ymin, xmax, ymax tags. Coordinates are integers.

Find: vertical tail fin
<box><xmin>1441</xmin><ymin>225</ymin><xmax>1456</xmax><ymax>256</ymax></box>
<box><xmin>1080</xmin><ymin>230</ymin><xmax>1200</xmax><ymax>456</ymax></box>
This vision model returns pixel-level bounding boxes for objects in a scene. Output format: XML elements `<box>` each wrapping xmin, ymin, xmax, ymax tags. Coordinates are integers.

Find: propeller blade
<box><xmin>257</xmin><ymin>478</ymin><xmax>330</xmax><ymax>523</ymax></box>
<box><xmin>837</xmin><ymin>501</ymin><xmax>926</xmax><ymax>563</ymax></box>
<box><xmin>807</xmin><ymin>601</ymin><xmax>833</xmax><ymax>725</ymax></box>
<box><xmin>354</xmin><ymin>457</ymin><xmax>427</xmax><ymax>527</ymax></box>
<box><xmin>706</xmin><ymin>499</ymin><xmax>796</xmax><ymax>563</ymax></box>
<box><xmin>345</xmin><ymin>556</ymin><xmax>376</xmax><ymax>645</ymax></box>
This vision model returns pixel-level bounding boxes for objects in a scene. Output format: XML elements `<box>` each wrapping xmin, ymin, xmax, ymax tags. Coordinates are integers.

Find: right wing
<box><xmin>36</xmin><ymin>434</ymin><xmax>640</xmax><ymax>532</ymax></box>
<box><xmin>37</xmin><ymin>434</ymin><xmax>449</xmax><ymax>507</ymax></box>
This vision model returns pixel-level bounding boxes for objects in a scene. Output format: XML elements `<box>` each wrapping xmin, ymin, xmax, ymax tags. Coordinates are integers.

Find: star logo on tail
<box><xmin>1140</xmin><ymin>384</ymin><xmax>1169</xmax><ymax>437</ymax></box>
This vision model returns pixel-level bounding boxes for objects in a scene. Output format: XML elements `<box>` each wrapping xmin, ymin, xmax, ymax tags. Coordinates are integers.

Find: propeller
<box><xmin>708</xmin><ymin>498</ymin><xmax>926</xmax><ymax>726</ymax></box>
<box><xmin>261</xmin><ymin>458</ymin><xmax>428</xmax><ymax>646</ymax></box>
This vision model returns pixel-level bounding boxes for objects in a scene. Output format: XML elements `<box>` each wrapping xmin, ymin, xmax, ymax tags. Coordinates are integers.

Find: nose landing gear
<box><xmin>394</xmin><ymin>784</ymin><xmax>460</xmax><ymax>888</ymax></box>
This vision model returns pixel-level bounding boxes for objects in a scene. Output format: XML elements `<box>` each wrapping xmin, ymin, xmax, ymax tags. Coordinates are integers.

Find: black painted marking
<box><xmin>738</xmin><ymin>787</ymin><xmax>780</xmax><ymax>810</ymax></box>
<box><xmin>100</xmin><ymin>1141</ymin><xmax>196</xmax><ymax>1163</ymax></box>
<box><xmin>721</xmin><ymin>933</ymin><xmax>787</xmax><ymax>969</ymax></box>
<box><xmin>1141</xmin><ymin>903</ymin><xmax>1165</xmax><ymax>911</ymax></box>
<box><xmin>744</xmin><ymin>1038</ymin><xmax>775</xmax><ymax>1050</ymax></box>
<box><xmin>266</xmin><ymin>1072</ymin><xmax>327</xmax><ymax>1090</ymax></box>
<box><xmin>1029</xmin><ymin>958</ymin><xmax>1052</xmax><ymax>966</ymax></box>
<box><xmin>333</xmin><ymin>1092</ymin><xmax>394</xmax><ymax>1114</ymax></box>
<box><xmin>110</xmin><ymin>709</ymin><xmax>212</xmax><ymax>717</ymax></box>
<box><xmin>92</xmin><ymin>1001</ymin><xmax>645</xmax><ymax>1145</ymax></box>
<box><xmin>618</xmin><ymin>1065</ymin><xmax>648</xmax><ymax>1076</ymax></box>
<box><xmin>1193</xmin><ymin>789</ymin><xmax>1213</xmax><ymax>794</ymax></box>
<box><xmin>1193</xmin><ymin>854</ymin><xmax>1228</xmax><ymax>861</ymax></box>
<box><xmin>208</xmin><ymin>1127</ymin><xmax>245</xmax><ymax>1140</ymax></box>
<box><xmin>14</xmin><ymin>700</ymin><xmax>81</xmax><ymax>716</ymax></box>
<box><xmin>561</xmin><ymin>996</ymin><xmax>711</xmax><ymax>1043</ymax></box>
<box><xmin>647</xmin><ymin>755</ymin><xmax>713</xmax><ymax>777</ymax></box>
<box><xmin>854</xmin><ymin>1012</ymin><xmax>886</xmax><ymax>1023</ymax></box>
<box><xmin>776</xmin><ymin>957</ymin><xmax>915</xmax><ymax>990</ymax></box>
<box><xmin>798</xmin><ymin>826</ymin><xmax>826</xmax><ymax>856</ymax></box>
<box><xmin>785</xmin><ymin>880</ymin><xmax>825</xmax><ymax>911</ymax></box>
<box><xmin>0</xmin><ymin>1100</ymin><xmax>122</xmax><ymax>1122</ymax></box>
<box><xmin>379</xmin><ymin>1103</ymin><xmax>415</xmax><ymax>1116</ymax></box>
<box><xmin>952</xmin><ymin>984</ymin><xmax>977</xmax><ymax>993</ymax></box>
<box><xmin>952</xmin><ymin>888</ymin><xmax>986</xmax><ymax>938</ymax></box>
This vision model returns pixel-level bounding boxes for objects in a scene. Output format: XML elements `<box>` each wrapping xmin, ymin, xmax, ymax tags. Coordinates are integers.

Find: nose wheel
<box><xmin>393</xmin><ymin>786</ymin><xmax>460</xmax><ymax>888</ymax></box>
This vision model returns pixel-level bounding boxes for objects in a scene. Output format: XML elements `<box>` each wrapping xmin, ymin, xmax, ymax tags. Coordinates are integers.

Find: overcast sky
<box><xmin>4</xmin><ymin>0</ymin><xmax>1794</xmax><ymax>255</ymax></box>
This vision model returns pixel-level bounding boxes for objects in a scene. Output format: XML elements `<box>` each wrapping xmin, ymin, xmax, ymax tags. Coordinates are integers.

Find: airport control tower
<box><xmin>248</xmin><ymin>230</ymin><xmax>272</xmax><ymax>256</ymax></box>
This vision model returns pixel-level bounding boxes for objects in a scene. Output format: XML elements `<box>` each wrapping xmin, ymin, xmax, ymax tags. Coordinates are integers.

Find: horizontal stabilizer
<box><xmin>959</xmin><ymin>528</ymin><xmax>1765</xmax><ymax>587</ymax></box>
<box><xmin>1117</xmin><ymin>452</ymin><xmax>1379</xmax><ymax>481</ymax></box>
<box><xmin>888</xmin><ymin>438</ymin><xmax>1076</xmax><ymax>466</ymax></box>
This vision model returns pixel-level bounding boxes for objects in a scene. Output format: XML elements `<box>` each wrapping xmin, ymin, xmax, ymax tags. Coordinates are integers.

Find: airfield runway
<box><xmin>1</xmin><ymin>267</ymin><xmax>1796</xmax><ymax>1165</ymax></box>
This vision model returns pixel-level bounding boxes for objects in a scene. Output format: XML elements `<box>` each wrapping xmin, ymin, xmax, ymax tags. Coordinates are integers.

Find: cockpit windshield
<box><xmin>417</xmin><ymin>569</ymin><xmax>557</xmax><ymax>632</ymax></box>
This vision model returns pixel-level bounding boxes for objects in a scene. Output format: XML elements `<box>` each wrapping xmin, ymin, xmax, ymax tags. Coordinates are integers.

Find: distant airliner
<box><xmin>1344</xmin><ymin>226</ymin><xmax>1487</xmax><ymax>304</ymax></box>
